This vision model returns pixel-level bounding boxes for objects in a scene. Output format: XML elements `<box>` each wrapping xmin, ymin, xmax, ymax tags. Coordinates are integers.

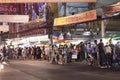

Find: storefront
<box><xmin>6</xmin><ymin>35</ymin><xmax>50</xmax><ymax>48</ymax></box>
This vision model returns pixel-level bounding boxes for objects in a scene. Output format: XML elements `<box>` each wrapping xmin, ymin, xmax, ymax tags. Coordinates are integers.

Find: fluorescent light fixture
<box><xmin>113</xmin><ymin>12</ymin><xmax>120</xmax><ymax>16</ymax></box>
<box><xmin>83</xmin><ymin>31</ymin><xmax>91</xmax><ymax>36</ymax></box>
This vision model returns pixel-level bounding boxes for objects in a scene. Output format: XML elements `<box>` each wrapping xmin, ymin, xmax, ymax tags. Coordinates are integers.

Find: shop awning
<box><xmin>112</xmin><ymin>34</ymin><xmax>120</xmax><ymax>40</ymax></box>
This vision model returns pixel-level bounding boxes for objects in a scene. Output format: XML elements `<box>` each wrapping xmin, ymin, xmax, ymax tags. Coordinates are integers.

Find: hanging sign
<box><xmin>54</xmin><ymin>10</ymin><xmax>96</xmax><ymax>26</ymax></box>
<box><xmin>0</xmin><ymin>25</ymin><xmax>9</xmax><ymax>32</ymax></box>
<box><xmin>103</xmin><ymin>2</ymin><xmax>120</xmax><ymax>14</ymax></box>
<box><xmin>0</xmin><ymin>0</ymin><xmax>96</xmax><ymax>3</ymax></box>
<box><xmin>0</xmin><ymin>15</ymin><xmax>29</xmax><ymax>23</ymax></box>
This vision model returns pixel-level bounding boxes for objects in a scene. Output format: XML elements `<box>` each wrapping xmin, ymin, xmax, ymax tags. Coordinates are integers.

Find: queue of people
<box><xmin>84</xmin><ymin>39</ymin><xmax>120</xmax><ymax>68</ymax></box>
<box><xmin>46</xmin><ymin>39</ymin><xmax>120</xmax><ymax>68</ymax></box>
<box><xmin>0</xmin><ymin>39</ymin><xmax>120</xmax><ymax>69</ymax></box>
<box><xmin>0</xmin><ymin>46</ymin><xmax>44</xmax><ymax>62</ymax></box>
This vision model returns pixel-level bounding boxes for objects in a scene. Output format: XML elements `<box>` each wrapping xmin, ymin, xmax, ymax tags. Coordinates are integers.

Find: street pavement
<box><xmin>0</xmin><ymin>60</ymin><xmax>120</xmax><ymax>80</ymax></box>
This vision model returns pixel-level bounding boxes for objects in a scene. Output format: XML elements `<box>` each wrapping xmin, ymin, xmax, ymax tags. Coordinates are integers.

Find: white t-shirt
<box><xmin>105</xmin><ymin>46</ymin><xmax>112</xmax><ymax>54</ymax></box>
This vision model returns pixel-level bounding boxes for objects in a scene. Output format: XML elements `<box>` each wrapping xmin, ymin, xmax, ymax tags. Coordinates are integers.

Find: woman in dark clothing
<box><xmin>3</xmin><ymin>47</ymin><xmax>7</xmax><ymax>58</ymax></box>
<box><xmin>18</xmin><ymin>47</ymin><xmax>22</xmax><ymax>59</ymax></box>
<box><xmin>34</xmin><ymin>46</ymin><xmax>37</xmax><ymax>60</ymax></box>
<box><xmin>37</xmin><ymin>47</ymin><xmax>42</xmax><ymax>60</ymax></box>
<box><xmin>79</xmin><ymin>42</ymin><xmax>85</xmax><ymax>61</ymax></box>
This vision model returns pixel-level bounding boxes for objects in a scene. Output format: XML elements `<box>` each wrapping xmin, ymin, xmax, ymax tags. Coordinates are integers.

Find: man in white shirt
<box><xmin>105</xmin><ymin>43</ymin><xmax>112</xmax><ymax>68</ymax></box>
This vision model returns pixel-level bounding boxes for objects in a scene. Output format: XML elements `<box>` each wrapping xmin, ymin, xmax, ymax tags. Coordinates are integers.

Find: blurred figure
<box><xmin>31</xmin><ymin>47</ymin><xmax>34</xmax><ymax>60</ymax></box>
<box><xmin>2</xmin><ymin>47</ymin><xmax>8</xmax><ymax>62</ymax></box>
<box><xmin>50</xmin><ymin>45</ymin><xmax>58</xmax><ymax>64</ymax></box>
<box><xmin>37</xmin><ymin>46</ymin><xmax>42</xmax><ymax>60</ymax></box>
<box><xmin>45</xmin><ymin>46</ymin><xmax>50</xmax><ymax>61</ymax></box>
<box><xmin>91</xmin><ymin>40</ymin><xmax>99</xmax><ymax>67</ymax></box>
<box><xmin>0</xmin><ymin>49</ymin><xmax>4</xmax><ymax>62</ymax></box>
<box><xmin>93</xmin><ymin>40</ymin><xmax>98</xmax><ymax>60</ymax></box>
<box><xmin>105</xmin><ymin>43</ymin><xmax>112</xmax><ymax>68</ymax></box>
<box><xmin>33</xmin><ymin>46</ymin><xmax>37</xmax><ymax>60</ymax></box>
<box><xmin>42</xmin><ymin>46</ymin><xmax>46</xmax><ymax>60</ymax></box>
<box><xmin>12</xmin><ymin>49</ymin><xmax>17</xmax><ymax>60</ymax></box>
<box><xmin>22</xmin><ymin>47</ymin><xmax>27</xmax><ymax>60</ymax></box>
<box><xmin>114</xmin><ymin>42</ymin><xmax>120</xmax><ymax>65</ymax></box>
<box><xmin>79</xmin><ymin>42</ymin><xmax>85</xmax><ymax>61</ymax></box>
<box><xmin>0</xmin><ymin>49</ymin><xmax>4</xmax><ymax>70</ymax></box>
<box><xmin>86</xmin><ymin>43</ymin><xmax>94</xmax><ymax>65</ymax></box>
<box><xmin>109</xmin><ymin>39</ymin><xmax>114</xmax><ymax>66</ymax></box>
<box><xmin>18</xmin><ymin>47</ymin><xmax>22</xmax><ymax>60</ymax></box>
<box><xmin>98</xmin><ymin>39</ymin><xmax>106</xmax><ymax>68</ymax></box>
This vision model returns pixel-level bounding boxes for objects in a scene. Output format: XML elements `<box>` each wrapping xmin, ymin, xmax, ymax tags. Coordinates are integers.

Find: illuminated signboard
<box><xmin>0</xmin><ymin>25</ymin><xmax>9</xmax><ymax>32</ymax></box>
<box><xmin>0</xmin><ymin>15</ymin><xmax>29</xmax><ymax>23</ymax></box>
<box><xmin>0</xmin><ymin>0</ymin><xmax>96</xmax><ymax>3</ymax></box>
<box><xmin>54</xmin><ymin>10</ymin><xmax>96</xmax><ymax>26</ymax></box>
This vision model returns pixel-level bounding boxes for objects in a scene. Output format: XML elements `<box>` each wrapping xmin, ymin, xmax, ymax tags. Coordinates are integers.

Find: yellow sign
<box><xmin>54</xmin><ymin>10</ymin><xmax>96</xmax><ymax>26</ymax></box>
<box><xmin>54</xmin><ymin>17</ymin><xmax>67</xmax><ymax>26</ymax></box>
<box><xmin>0</xmin><ymin>0</ymin><xmax>96</xmax><ymax>3</ymax></box>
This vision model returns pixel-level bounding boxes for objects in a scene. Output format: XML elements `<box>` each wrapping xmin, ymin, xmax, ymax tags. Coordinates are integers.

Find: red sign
<box><xmin>0</xmin><ymin>3</ymin><xmax>17</xmax><ymax>14</ymax></box>
<box><xmin>103</xmin><ymin>2</ymin><xmax>120</xmax><ymax>14</ymax></box>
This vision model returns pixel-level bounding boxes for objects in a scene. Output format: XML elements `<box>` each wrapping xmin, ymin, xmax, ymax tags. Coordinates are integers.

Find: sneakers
<box><xmin>107</xmin><ymin>65</ymin><xmax>111</xmax><ymax>68</ymax></box>
<box><xmin>100</xmin><ymin>66</ymin><xmax>107</xmax><ymax>69</ymax></box>
<box><xmin>0</xmin><ymin>63</ymin><xmax>4</xmax><ymax>70</ymax></box>
<box><xmin>2</xmin><ymin>61</ymin><xmax>7</xmax><ymax>65</ymax></box>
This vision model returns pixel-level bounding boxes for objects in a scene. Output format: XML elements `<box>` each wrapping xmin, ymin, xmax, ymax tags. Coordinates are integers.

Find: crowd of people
<box><xmin>0</xmin><ymin>39</ymin><xmax>120</xmax><ymax>68</ymax></box>
<box><xmin>85</xmin><ymin>39</ymin><xmax>120</xmax><ymax>68</ymax></box>
<box><xmin>0</xmin><ymin>46</ymin><xmax>44</xmax><ymax>61</ymax></box>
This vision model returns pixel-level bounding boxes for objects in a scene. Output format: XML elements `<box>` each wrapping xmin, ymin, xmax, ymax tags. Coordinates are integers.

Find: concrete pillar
<box><xmin>101</xmin><ymin>20</ymin><xmax>105</xmax><ymax>37</ymax></box>
<box><xmin>101</xmin><ymin>11</ymin><xmax>106</xmax><ymax>37</ymax></box>
<box><xmin>48</xmin><ymin>3</ymin><xmax>58</xmax><ymax>18</ymax></box>
<box><xmin>63</xmin><ymin>3</ymin><xmax>66</xmax><ymax>17</ymax></box>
